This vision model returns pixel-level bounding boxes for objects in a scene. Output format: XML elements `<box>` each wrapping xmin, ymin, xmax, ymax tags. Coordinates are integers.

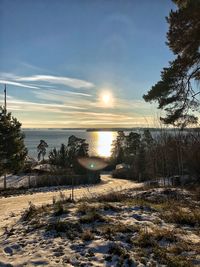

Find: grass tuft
<box><xmin>91</xmin><ymin>191</ymin><xmax>127</xmax><ymax>203</ymax></box>
<box><xmin>153</xmin><ymin>246</ymin><xmax>193</xmax><ymax>267</ymax></box>
<box><xmin>21</xmin><ymin>202</ymin><xmax>37</xmax><ymax>221</ymax></box>
<box><xmin>162</xmin><ymin>208</ymin><xmax>200</xmax><ymax>226</ymax></box>
<box><xmin>81</xmin><ymin>229</ymin><xmax>94</xmax><ymax>241</ymax></box>
<box><xmin>46</xmin><ymin>219</ymin><xmax>82</xmax><ymax>239</ymax></box>
<box><xmin>79</xmin><ymin>210</ymin><xmax>106</xmax><ymax>224</ymax></box>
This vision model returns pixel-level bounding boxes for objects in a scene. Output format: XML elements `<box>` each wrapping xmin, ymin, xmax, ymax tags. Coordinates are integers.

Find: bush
<box><xmin>32</xmin><ymin>173</ymin><xmax>100</xmax><ymax>188</ymax></box>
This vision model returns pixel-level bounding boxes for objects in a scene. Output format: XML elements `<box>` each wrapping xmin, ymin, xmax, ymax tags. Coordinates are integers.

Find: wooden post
<box><xmin>71</xmin><ymin>175</ymin><xmax>74</xmax><ymax>201</ymax></box>
<box><xmin>3</xmin><ymin>84</ymin><xmax>7</xmax><ymax>189</ymax></box>
<box><xmin>4</xmin><ymin>84</ymin><xmax>7</xmax><ymax>112</ymax></box>
<box><xmin>2</xmin><ymin>159</ymin><xmax>7</xmax><ymax>189</ymax></box>
<box><xmin>4</xmin><ymin>174</ymin><xmax>6</xmax><ymax>189</ymax></box>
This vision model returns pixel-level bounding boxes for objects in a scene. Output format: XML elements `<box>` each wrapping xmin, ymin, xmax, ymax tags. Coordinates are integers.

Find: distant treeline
<box><xmin>111</xmin><ymin>129</ymin><xmax>200</xmax><ymax>184</ymax></box>
<box><xmin>87</xmin><ymin>128</ymin><xmax>200</xmax><ymax>132</ymax></box>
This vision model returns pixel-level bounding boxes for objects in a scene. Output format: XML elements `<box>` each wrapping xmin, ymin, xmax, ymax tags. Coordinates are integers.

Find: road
<box><xmin>0</xmin><ymin>175</ymin><xmax>142</xmax><ymax>235</ymax></box>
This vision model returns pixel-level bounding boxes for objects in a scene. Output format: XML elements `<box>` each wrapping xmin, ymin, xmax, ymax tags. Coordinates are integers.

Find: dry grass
<box><xmin>79</xmin><ymin>210</ymin><xmax>106</xmax><ymax>224</ymax></box>
<box><xmin>46</xmin><ymin>219</ymin><xmax>82</xmax><ymax>239</ymax></box>
<box><xmin>162</xmin><ymin>207</ymin><xmax>200</xmax><ymax>226</ymax></box>
<box><xmin>81</xmin><ymin>229</ymin><xmax>94</xmax><ymax>241</ymax></box>
<box><xmin>90</xmin><ymin>190</ymin><xmax>127</xmax><ymax>203</ymax></box>
<box><xmin>17</xmin><ymin>186</ymin><xmax>199</xmax><ymax>266</ymax></box>
<box><xmin>99</xmin><ymin>222</ymin><xmax>138</xmax><ymax>236</ymax></box>
<box><xmin>152</xmin><ymin>228</ymin><xmax>178</xmax><ymax>242</ymax></box>
<box><xmin>133</xmin><ymin>230</ymin><xmax>156</xmax><ymax>248</ymax></box>
<box><xmin>77</xmin><ymin>202</ymin><xmax>97</xmax><ymax>215</ymax></box>
<box><xmin>53</xmin><ymin>202</ymin><xmax>69</xmax><ymax>216</ymax></box>
<box><xmin>21</xmin><ymin>202</ymin><xmax>49</xmax><ymax>221</ymax></box>
<box><xmin>152</xmin><ymin>246</ymin><xmax>193</xmax><ymax>267</ymax></box>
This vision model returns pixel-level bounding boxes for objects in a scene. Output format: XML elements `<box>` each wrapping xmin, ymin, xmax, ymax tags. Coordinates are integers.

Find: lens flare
<box><xmin>78</xmin><ymin>157</ymin><xmax>108</xmax><ymax>171</ymax></box>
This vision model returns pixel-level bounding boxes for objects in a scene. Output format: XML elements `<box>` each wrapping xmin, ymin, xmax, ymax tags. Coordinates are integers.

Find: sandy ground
<box><xmin>0</xmin><ymin>175</ymin><xmax>142</xmax><ymax>236</ymax></box>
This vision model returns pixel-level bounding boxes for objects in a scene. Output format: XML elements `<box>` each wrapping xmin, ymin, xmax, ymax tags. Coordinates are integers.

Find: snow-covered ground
<box><xmin>0</xmin><ymin>174</ymin><xmax>31</xmax><ymax>189</ymax></box>
<box><xmin>0</xmin><ymin>178</ymin><xmax>199</xmax><ymax>266</ymax></box>
<box><xmin>0</xmin><ymin>175</ymin><xmax>141</xmax><ymax>235</ymax></box>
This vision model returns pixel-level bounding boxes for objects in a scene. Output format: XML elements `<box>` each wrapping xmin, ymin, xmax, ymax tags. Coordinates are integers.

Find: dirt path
<box><xmin>0</xmin><ymin>175</ymin><xmax>141</xmax><ymax>235</ymax></box>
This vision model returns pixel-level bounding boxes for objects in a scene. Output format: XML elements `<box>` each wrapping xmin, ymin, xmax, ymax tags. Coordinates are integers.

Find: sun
<box><xmin>102</xmin><ymin>94</ymin><xmax>111</xmax><ymax>104</ymax></box>
<box><xmin>100</xmin><ymin>91</ymin><xmax>114</xmax><ymax>107</ymax></box>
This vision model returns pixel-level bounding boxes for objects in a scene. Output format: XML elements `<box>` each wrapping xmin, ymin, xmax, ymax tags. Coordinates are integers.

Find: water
<box><xmin>23</xmin><ymin>129</ymin><xmax>118</xmax><ymax>159</ymax></box>
<box><xmin>23</xmin><ymin>128</ymin><xmax>186</xmax><ymax>159</ymax></box>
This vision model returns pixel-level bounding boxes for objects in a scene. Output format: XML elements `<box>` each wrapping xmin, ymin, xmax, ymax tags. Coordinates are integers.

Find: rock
<box><xmin>3</xmin><ymin>246</ymin><xmax>13</xmax><ymax>256</ymax></box>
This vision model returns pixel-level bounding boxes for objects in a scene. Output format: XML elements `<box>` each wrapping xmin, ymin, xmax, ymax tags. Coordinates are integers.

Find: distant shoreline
<box><xmin>22</xmin><ymin>127</ymin><xmax>200</xmax><ymax>132</ymax></box>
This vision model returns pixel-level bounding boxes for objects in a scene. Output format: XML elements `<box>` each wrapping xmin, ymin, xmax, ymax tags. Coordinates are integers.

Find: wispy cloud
<box><xmin>0</xmin><ymin>80</ymin><xmax>40</xmax><ymax>89</ymax></box>
<box><xmin>0</xmin><ymin>71</ymin><xmax>157</xmax><ymax>128</ymax></box>
<box><xmin>16</xmin><ymin>75</ymin><xmax>94</xmax><ymax>89</ymax></box>
<box><xmin>9</xmin><ymin>99</ymin><xmax>86</xmax><ymax>111</ymax></box>
<box><xmin>5</xmin><ymin>93</ymin><xmax>157</xmax><ymax>128</ymax></box>
<box><xmin>34</xmin><ymin>88</ymin><xmax>92</xmax><ymax>99</ymax></box>
<box><xmin>0</xmin><ymin>72</ymin><xmax>95</xmax><ymax>91</ymax></box>
<box><xmin>31</xmin><ymin>89</ymin><xmax>92</xmax><ymax>109</ymax></box>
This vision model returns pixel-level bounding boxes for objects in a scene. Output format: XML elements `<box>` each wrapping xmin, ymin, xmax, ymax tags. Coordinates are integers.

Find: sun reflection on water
<box><xmin>96</xmin><ymin>131</ymin><xmax>116</xmax><ymax>157</ymax></box>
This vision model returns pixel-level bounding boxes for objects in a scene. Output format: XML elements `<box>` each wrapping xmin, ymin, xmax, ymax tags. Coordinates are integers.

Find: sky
<box><xmin>0</xmin><ymin>0</ymin><xmax>175</xmax><ymax>128</ymax></box>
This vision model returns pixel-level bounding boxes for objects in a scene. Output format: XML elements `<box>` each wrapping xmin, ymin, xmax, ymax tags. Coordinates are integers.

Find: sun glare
<box><xmin>102</xmin><ymin>94</ymin><xmax>110</xmax><ymax>104</ymax></box>
<box><xmin>96</xmin><ymin>131</ymin><xmax>116</xmax><ymax>157</ymax></box>
<box><xmin>99</xmin><ymin>91</ymin><xmax>114</xmax><ymax>107</ymax></box>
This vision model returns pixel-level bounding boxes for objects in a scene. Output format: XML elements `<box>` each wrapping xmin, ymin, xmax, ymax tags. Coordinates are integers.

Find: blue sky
<box><xmin>0</xmin><ymin>0</ymin><xmax>175</xmax><ymax>128</ymax></box>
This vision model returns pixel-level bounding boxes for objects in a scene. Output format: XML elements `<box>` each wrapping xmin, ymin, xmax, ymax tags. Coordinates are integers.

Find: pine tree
<box><xmin>111</xmin><ymin>131</ymin><xmax>126</xmax><ymax>164</ymax></box>
<box><xmin>37</xmin><ymin>140</ymin><xmax>48</xmax><ymax>161</ymax></box>
<box><xmin>49</xmin><ymin>144</ymin><xmax>69</xmax><ymax>168</ymax></box>
<box><xmin>0</xmin><ymin>107</ymin><xmax>27</xmax><ymax>188</ymax></box>
<box><xmin>67</xmin><ymin>135</ymin><xmax>89</xmax><ymax>174</ymax></box>
<box><xmin>143</xmin><ymin>0</ymin><xmax>200</xmax><ymax>128</ymax></box>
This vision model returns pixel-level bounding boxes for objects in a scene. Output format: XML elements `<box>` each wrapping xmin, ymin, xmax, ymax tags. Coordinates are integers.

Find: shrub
<box><xmin>32</xmin><ymin>173</ymin><xmax>100</xmax><ymax>188</ymax></box>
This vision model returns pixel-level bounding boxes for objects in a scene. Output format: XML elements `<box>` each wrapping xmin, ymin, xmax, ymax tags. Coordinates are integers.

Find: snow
<box><xmin>0</xmin><ymin>175</ymin><xmax>141</xmax><ymax>235</ymax></box>
<box><xmin>0</xmin><ymin>177</ymin><xmax>199</xmax><ymax>266</ymax></box>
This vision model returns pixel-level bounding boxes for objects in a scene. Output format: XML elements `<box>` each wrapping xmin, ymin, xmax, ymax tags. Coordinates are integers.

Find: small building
<box><xmin>116</xmin><ymin>163</ymin><xmax>130</xmax><ymax>170</ymax></box>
